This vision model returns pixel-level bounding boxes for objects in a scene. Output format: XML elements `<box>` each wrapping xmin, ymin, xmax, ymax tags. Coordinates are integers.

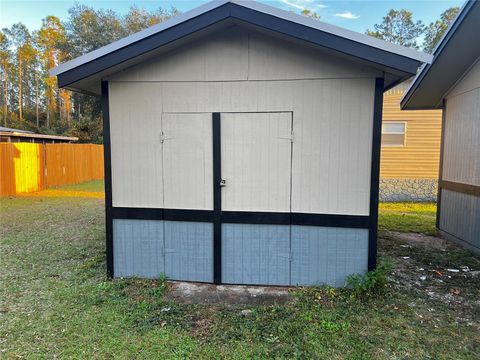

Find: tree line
<box><xmin>0</xmin><ymin>4</ymin><xmax>458</xmax><ymax>143</ymax></box>
<box><xmin>0</xmin><ymin>4</ymin><xmax>178</xmax><ymax>142</ymax></box>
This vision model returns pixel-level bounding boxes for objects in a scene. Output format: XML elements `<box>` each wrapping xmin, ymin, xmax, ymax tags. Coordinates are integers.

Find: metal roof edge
<box><xmin>51</xmin><ymin>0</ymin><xmax>431</xmax><ymax>78</ymax></box>
<box><xmin>401</xmin><ymin>0</ymin><xmax>477</xmax><ymax>109</ymax></box>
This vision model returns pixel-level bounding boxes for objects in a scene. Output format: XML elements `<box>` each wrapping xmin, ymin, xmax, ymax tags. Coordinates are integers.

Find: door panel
<box><xmin>221</xmin><ymin>112</ymin><xmax>292</xmax><ymax>212</ymax></box>
<box><xmin>162</xmin><ymin>113</ymin><xmax>213</xmax><ymax>210</ymax></box>
<box><xmin>222</xmin><ymin>223</ymin><xmax>290</xmax><ymax>285</ymax></box>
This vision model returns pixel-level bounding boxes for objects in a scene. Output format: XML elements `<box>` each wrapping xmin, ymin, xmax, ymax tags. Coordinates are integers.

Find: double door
<box><xmin>164</xmin><ymin>111</ymin><xmax>293</xmax><ymax>285</ymax></box>
<box><xmin>162</xmin><ymin>111</ymin><xmax>293</xmax><ymax>213</ymax></box>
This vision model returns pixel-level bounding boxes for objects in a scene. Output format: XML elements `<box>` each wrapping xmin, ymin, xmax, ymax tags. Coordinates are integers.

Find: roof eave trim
<box><xmin>401</xmin><ymin>0</ymin><xmax>476</xmax><ymax>110</ymax></box>
<box><xmin>55</xmin><ymin>1</ymin><xmax>430</xmax><ymax>91</ymax></box>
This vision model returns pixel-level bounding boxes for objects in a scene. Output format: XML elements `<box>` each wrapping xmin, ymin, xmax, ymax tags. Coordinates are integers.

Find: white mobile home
<box><xmin>402</xmin><ymin>0</ymin><xmax>480</xmax><ymax>252</ymax></box>
<box><xmin>52</xmin><ymin>0</ymin><xmax>430</xmax><ymax>286</ymax></box>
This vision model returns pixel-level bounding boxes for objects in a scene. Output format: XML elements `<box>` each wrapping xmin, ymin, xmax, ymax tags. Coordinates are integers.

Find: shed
<box><xmin>402</xmin><ymin>0</ymin><xmax>480</xmax><ymax>252</ymax></box>
<box><xmin>52</xmin><ymin>0</ymin><xmax>430</xmax><ymax>286</ymax></box>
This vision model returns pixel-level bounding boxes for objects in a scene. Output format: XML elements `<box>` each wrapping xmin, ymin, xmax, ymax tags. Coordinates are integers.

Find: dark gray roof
<box><xmin>52</xmin><ymin>0</ymin><xmax>432</xmax><ymax>95</ymax></box>
<box><xmin>401</xmin><ymin>0</ymin><xmax>480</xmax><ymax>110</ymax></box>
<box><xmin>0</xmin><ymin>126</ymin><xmax>34</xmax><ymax>134</ymax></box>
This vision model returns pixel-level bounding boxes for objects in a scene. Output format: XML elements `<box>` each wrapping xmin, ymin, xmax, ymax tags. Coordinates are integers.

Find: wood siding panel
<box><xmin>291</xmin><ymin>79</ymin><xmax>374</xmax><ymax>215</ymax></box>
<box><xmin>443</xmin><ymin>80</ymin><xmax>480</xmax><ymax>186</ymax></box>
<box><xmin>162</xmin><ymin>113</ymin><xmax>213</xmax><ymax>210</ymax></box>
<box><xmin>110</xmin><ymin>25</ymin><xmax>381</xmax><ymax>83</ymax></box>
<box><xmin>164</xmin><ymin>221</ymin><xmax>213</xmax><ymax>282</ymax></box>
<box><xmin>439</xmin><ymin>190</ymin><xmax>480</xmax><ymax>249</ymax></box>
<box><xmin>113</xmin><ymin>219</ymin><xmax>165</xmax><ymax>278</ymax></box>
<box><xmin>380</xmin><ymin>93</ymin><xmax>442</xmax><ymax>179</ymax></box>
<box><xmin>110</xmin><ymin>79</ymin><xmax>374</xmax><ymax>215</ymax></box>
<box><xmin>108</xmin><ymin>26</ymin><xmax>377</xmax><ymax>215</ymax></box>
<box><xmin>221</xmin><ymin>224</ymin><xmax>291</xmax><ymax>285</ymax></box>
<box><xmin>291</xmin><ymin>226</ymin><xmax>368</xmax><ymax>286</ymax></box>
<box><xmin>221</xmin><ymin>112</ymin><xmax>292</xmax><ymax>212</ymax></box>
<box><xmin>109</xmin><ymin>83</ymin><xmax>164</xmax><ymax>208</ymax></box>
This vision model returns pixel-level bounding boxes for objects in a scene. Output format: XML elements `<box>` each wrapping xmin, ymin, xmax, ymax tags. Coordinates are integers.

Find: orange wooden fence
<box><xmin>0</xmin><ymin>143</ymin><xmax>104</xmax><ymax>196</ymax></box>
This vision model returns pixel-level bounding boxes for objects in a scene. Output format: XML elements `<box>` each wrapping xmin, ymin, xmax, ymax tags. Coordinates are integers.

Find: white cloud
<box><xmin>281</xmin><ymin>0</ymin><xmax>328</xmax><ymax>11</ymax></box>
<box><xmin>334</xmin><ymin>11</ymin><xmax>360</xmax><ymax>20</ymax></box>
<box><xmin>281</xmin><ymin>0</ymin><xmax>306</xmax><ymax>11</ymax></box>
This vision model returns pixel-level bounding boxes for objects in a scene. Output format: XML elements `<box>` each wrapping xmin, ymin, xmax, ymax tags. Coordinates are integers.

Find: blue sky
<box><xmin>1</xmin><ymin>0</ymin><xmax>464</xmax><ymax>34</ymax></box>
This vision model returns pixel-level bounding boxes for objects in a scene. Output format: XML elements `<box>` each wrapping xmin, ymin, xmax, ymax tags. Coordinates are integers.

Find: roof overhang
<box><xmin>0</xmin><ymin>131</ymin><xmax>78</xmax><ymax>142</ymax></box>
<box><xmin>401</xmin><ymin>0</ymin><xmax>480</xmax><ymax>110</ymax></box>
<box><xmin>52</xmin><ymin>0</ymin><xmax>431</xmax><ymax>95</ymax></box>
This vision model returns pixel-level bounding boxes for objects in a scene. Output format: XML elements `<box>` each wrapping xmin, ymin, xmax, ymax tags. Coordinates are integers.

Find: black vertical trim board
<box><xmin>212</xmin><ymin>113</ymin><xmax>222</xmax><ymax>284</ymax></box>
<box><xmin>102</xmin><ymin>81</ymin><xmax>114</xmax><ymax>278</ymax></box>
<box><xmin>436</xmin><ymin>99</ymin><xmax>446</xmax><ymax>229</ymax></box>
<box><xmin>368</xmin><ymin>77</ymin><xmax>384</xmax><ymax>271</ymax></box>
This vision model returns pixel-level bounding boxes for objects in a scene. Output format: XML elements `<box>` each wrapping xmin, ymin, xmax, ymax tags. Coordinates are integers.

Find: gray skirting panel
<box><xmin>439</xmin><ymin>190</ymin><xmax>480</xmax><ymax>250</ymax></box>
<box><xmin>113</xmin><ymin>219</ymin><xmax>213</xmax><ymax>282</ymax></box>
<box><xmin>113</xmin><ymin>220</ymin><xmax>368</xmax><ymax>286</ymax></box>
<box><xmin>221</xmin><ymin>224</ymin><xmax>291</xmax><ymax>285</ymax></box>
<box><xmin>291</xmin><ymin>226</ymin><xmax>368</xmax><ymax>287</ymax></box>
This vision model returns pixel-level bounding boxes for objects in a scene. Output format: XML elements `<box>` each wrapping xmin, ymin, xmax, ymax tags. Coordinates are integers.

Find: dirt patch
<box><xmin>390</xmin><ymin>231</ymin><xmax>449</xmax><ymax>250</ymax></box>
<box><xmin>381</xmin><ymin>232</ymin><xmax>480</xmax><ymax>318</ymax></box>
<box><xmin>166</xmin><ymin>281</ymin><xmax>293</xmax><ymax>305</ymax></box>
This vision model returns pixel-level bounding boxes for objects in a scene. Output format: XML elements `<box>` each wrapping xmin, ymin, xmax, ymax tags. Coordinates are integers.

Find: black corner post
<box><xmin>436</xmin><ymin>99</ymin><xmax>446</xmax><ymax>229</ymax></box>
<box><xmin>212</xmin><ymin>113</ymin><xmax>222</xmax><ymax>284</ymax></box>
<box><xmin>102</xmin><ymin>81</ymin><xmax>114</xmax><ymax>278</ymax></box>
<box><xmin>368</xmin><ymin>77</ymin><xmax>384</xmax><ymax>271</ymax></box>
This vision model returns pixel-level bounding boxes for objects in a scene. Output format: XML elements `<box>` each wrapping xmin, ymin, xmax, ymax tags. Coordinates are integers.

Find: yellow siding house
<box><xmin>380</xmin><ymin>82</ymin><xmax>442</xmax><ymax>201</ymax></box>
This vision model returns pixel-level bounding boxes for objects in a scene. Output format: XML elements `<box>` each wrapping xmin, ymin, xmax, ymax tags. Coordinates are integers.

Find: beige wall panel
<box><xmin>110</xmin><ymin>78</ymin><xmax>374</xmax><ymax>214</ymax></box>
<box><xmin>109</xmin><ymin>82</ymin><xmax>164</xmax><ymax>207</ymax></box>
<box><xmin>108</xmin><ymin>25</ymin><xmax>378</xmax><ymax>213</ymax></box>
<box><xmin>290</xmin><ymin>79</ymin><xmax>374</xmax><ymax>215</ymax></box>
<box><xmin>221</xmin><ymin>112</ymin><xmax>292</xmax><ymax>212</ymax></box>
<box><xmin>443</xmin><ymin>88</ymin><xmax>480</xmax><ymax>185</ymax></box>
<box><xmin>248</xmin><ymin>31</ymin><xmax>382</xmax><ymax>80</ymax></box>
<box><xmin>162</xmin><ymin>113</ymin><xmax>213</xmax><ymax>210</ymax></box>
<box><xmin>109</xmin><ymin>25</ymin><xmax>380</xmax><ymax>83</ymax></box>
<box><xmin>447</xmin><ymin>57</ymin><xmax>480</xmax><ymax>98</ymax></box>
<box><xmin>111</xmin><ymin>26</ymin><xmax>249</xmax><ymax>82</ymax></box>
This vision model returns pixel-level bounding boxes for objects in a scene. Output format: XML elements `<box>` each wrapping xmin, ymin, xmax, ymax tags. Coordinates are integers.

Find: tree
<box><xmin>36</xmin><ymin>16</ymin><xmax>67</xmax><ymax>128</ymax></box>
<box><xmin>423</xmin><ymin>7</ymin><xmax>460</xmax><ymax>53</ymax></box>
<box><xmin>1</xmin><ymin>4</ymin><xmax>179</xmax><ymax>140</ymax></box>
<box><xmin>5</xmin><ymin>23</ymin><xmax>36</xmax><ymax>121</ymax></box>
<box><xmin>366</xmin><ymin>9</ymin><xmax>425</xmax><ymax>49</ymax></box>
<box><xmin>301</xmin><ymin>9</ymin><xmax>321</xmax><ymax>21</ymax></box>
<box><xmin>0</xmin><ymin>30</ymin><xmax>12</xmax><ymax>126</ymax></box>
<box><xmin>123</xmin><ymin>6</ymin><xmax>178</xmax><ymax>35</ymax></box>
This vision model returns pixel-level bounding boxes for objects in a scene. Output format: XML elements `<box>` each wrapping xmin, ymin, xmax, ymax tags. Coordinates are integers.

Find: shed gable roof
<box><xmin>401</xmin><ymin>0</ymin><xmax>480</xmax><ymax>109</ymax></box>
<box><xmin>52</xmin><ymin>0</ymin><xmax>431</xmax><ymax>95</ymax></box>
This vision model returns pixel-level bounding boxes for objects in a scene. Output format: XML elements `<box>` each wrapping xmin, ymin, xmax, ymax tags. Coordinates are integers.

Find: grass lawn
<box><xmin>379</xmin><ymin>202</ymin><xmax>437</xmax><ymax>236</ymax></box>
<box><xmin>1</xmin><ymin>185</ymin><xmax>479</xmax><ymax>358</ymax></box>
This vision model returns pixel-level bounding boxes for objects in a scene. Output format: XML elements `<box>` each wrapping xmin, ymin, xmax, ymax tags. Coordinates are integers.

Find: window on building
<box><xmin>382</xmin><ymin>122</ymin><xmax>406</xmax><ymax>147</ymax></box>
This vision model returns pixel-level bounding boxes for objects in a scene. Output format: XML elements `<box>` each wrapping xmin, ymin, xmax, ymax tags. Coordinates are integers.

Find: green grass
<box><xmin>379</xmin><ymin>202</ymin><xmax>437</xmax><ymax>235</ymax></box>
<box><xmin>1</xmin><ymin>191</ymin><xmax>479</xmax><ymax>358</ymax></box>
<box><xmin>50</xmin><ymin>179</ymin><xmax>105</xmax><ymax>192</ymax></box>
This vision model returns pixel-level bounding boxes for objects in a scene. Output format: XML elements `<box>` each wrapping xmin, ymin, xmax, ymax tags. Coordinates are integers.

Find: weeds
<box><xmin>346</xmin><ymin>260</ymin><xmax>394</xmax><ymax>297</ymax></box>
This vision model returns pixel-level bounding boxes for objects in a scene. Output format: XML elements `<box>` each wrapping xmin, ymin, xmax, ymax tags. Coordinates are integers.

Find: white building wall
<box><xmin>108</xmin><ymin>25</ymin><xmax>378</xmax><ymax>215</ymax></box>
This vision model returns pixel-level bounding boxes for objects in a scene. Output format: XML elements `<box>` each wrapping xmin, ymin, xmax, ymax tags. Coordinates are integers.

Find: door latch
<box><xmin>219</xmin><ymin>178</ymin><xmax>227</xmax><ymax>187</ymax></box>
